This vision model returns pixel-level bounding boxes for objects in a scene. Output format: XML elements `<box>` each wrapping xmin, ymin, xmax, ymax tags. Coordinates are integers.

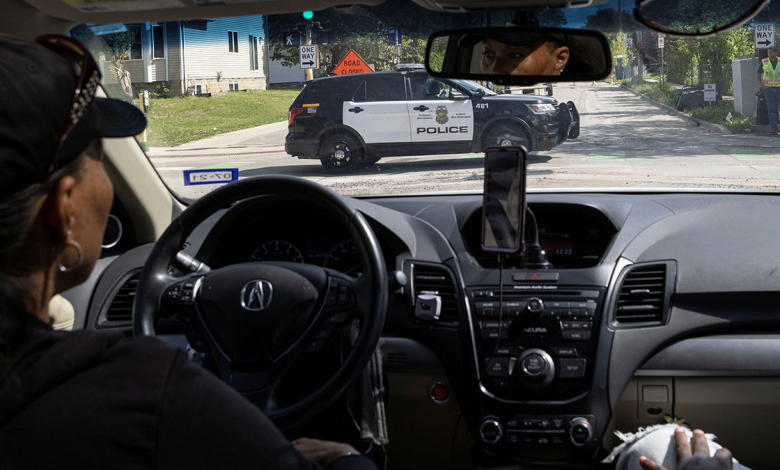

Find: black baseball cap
<box><xmin>0</xmin><ymin>34</ymin><xmax>147</xmax><ymax>200</ymax></box>
<box><xmin>458</xmin><ymin>32</ymin><xmax>567</xmax><ymax>49</ymax></box>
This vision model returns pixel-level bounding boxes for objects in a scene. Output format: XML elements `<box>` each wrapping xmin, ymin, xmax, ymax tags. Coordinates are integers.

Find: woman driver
<box><xmin>0</xmin><ymin>34</ymin><xmax>375</xmax><ymax>469</ymax></box>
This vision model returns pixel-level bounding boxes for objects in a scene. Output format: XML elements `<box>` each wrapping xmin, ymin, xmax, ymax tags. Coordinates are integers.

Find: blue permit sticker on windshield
<box><xmin>183</xmin><ymin>169</ymin><xmax>239</xmax><ymax>186</ymax></box>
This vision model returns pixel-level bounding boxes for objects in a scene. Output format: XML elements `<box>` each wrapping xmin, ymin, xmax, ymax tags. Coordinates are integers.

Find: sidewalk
<box><xmin>147</xmin><ymin>120</ymin><xmax>287</xmax><ymax>158</ymax></box>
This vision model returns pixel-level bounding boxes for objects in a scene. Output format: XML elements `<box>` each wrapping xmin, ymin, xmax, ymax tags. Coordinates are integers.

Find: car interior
<box><xmin>3</xmin><ymin>0</ymin><xmax>780</xmax><ymax>469</ymax></box>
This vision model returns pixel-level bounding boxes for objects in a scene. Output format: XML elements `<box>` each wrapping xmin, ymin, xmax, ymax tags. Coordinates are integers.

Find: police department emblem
<box><xmin>435</xmin><ymin>105</ymin><xmax>449</xmax><ymax>125</ymax></box>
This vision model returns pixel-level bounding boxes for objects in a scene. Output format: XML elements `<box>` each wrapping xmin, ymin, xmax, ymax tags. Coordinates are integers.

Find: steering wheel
<box><xmin>133</xmin><ymin>176</ymin><xmax>388</xmax><ymax>429</ymax></box>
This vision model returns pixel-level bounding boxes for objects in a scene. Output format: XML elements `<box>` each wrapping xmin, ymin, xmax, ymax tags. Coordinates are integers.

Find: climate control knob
<box><xmin>516</xmin><ymin>348</ymin><xmax>555</xmax><ymax>390</ymax></box>
<box><xmin>479</xmin><ymin>417</ymin><xmax>503</xmax><ymax>444</ymax></box>
<box><xmin>526</xmin><ymin>297</ymin><xmax>545</xmax><ymax>315</ymax></box>
<box><xmin>569</xmin><ymin>417</ymin><xmax>593</xmax><ymax>446</ymax></box>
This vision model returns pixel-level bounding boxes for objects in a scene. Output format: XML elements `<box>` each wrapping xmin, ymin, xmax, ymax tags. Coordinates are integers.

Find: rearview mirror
<box><xmin>425</xmin><ymin>27</ymin><xmax>611</xmax><ymax>86</ymax></box>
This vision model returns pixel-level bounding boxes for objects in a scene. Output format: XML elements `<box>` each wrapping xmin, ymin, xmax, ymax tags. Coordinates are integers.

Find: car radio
<box><xmin>468</xmin><ymin>286</ymin><xmax>605</xmax><ymax>403</ymax></box>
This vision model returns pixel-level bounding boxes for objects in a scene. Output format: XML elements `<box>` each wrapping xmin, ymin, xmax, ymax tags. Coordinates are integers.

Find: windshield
<box><xmin>71</xmin><ymin>0</ymin><xmax>780</xmax><ymax>199</ymax></box>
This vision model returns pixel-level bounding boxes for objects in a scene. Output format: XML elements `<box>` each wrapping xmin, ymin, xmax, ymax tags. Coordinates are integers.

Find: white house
<box><xmin>118</xmin><ymin>16</ymin><xmax>269</xmax><ymax>96</ymax></box>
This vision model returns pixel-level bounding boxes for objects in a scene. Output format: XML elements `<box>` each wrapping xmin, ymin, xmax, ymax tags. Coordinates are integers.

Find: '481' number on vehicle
<box><xmin>476</xmin><ymin>103</ymin><xmax>489</xmax><ymax>109</ymax></box>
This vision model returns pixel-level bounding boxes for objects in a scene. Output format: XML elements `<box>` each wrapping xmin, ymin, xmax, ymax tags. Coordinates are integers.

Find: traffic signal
<box><xmin>283</xmin><ymin>32</ymin><xmax>301</xmax><ymax>46</ymax></box>
<box><xmin>302</xmin><ymin>10</ymin><xmax>314</xmax><ymax>19</ymax></box>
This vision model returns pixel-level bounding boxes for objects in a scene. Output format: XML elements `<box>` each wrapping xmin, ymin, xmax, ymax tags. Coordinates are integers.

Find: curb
<box><xmin>618</xmin><ymin>84</ymin><xmax>732</xmax><ymax>135</ymax></box>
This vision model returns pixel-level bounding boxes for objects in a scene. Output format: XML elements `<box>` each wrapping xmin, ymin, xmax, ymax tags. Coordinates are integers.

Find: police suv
<box><xmin>285</xmin><ymin>68</ymin><xmax>579</xmax><ymax>173</ymax></box>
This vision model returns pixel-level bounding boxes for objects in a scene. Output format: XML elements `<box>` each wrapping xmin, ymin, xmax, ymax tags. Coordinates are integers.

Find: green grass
<box><xmin>140</xmin><ymin>87</ymin><xmax>302</xmax><ymax>147</ymax></box>
<box><xmin>686</xmin><ymin>104</ymin><xmax>755</xmax><ymax>133</ymax></box>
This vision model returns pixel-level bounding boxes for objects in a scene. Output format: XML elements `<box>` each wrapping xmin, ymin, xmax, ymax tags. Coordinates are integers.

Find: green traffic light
<box><xmin>302</xmin><ymin>10</ymin><xmax>314</xmax><ymax>19</ymax></box>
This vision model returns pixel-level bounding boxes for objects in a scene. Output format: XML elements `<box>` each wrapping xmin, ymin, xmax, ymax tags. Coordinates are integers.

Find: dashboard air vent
<box><xmin>615</xmin><ymin>265</ymin><xmax>666</xmax><ymax>323</ymax></box>
<box><xmin>386</xmin><ymin>353</ymin><xmax>407</xmax><ymax>366</ymax></box>
<box><xmin>412</xmin><ymin>264</ymin><xmax>459</xmax><ymax>323</ymax></box>
<box><xmin>105</xmin><ymin>273</ymin><xmax>141</xmax><ymax>323</ymax></box>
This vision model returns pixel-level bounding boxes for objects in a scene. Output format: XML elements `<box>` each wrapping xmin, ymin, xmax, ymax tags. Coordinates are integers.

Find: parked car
<box><xmin>285</xmin><ymin>69</ymin><xmax>579</xmax><ymax>172</ymax></box>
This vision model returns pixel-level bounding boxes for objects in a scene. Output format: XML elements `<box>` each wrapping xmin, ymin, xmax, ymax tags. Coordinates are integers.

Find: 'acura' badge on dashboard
<box><xmin>241</xmin><ymin>280</ymin><xmax>273</xmax><ymax>311</ymax></box>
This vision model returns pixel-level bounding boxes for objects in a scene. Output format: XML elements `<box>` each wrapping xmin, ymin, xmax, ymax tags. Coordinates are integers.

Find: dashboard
<box><xmin>198</xmin><ymin>198</ymin><xmax>399</xmax><ymax>275</ymax></box>
<box><xmin>69</xmin><ymin>190</ymin><xmax>780</xmax><ymax>470</ymax></box>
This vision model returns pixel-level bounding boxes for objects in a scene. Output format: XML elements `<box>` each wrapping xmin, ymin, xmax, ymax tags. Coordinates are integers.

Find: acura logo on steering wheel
<box><xmin>241</xmin><ymin>279</ymin><xmax>273</xmax><ymax>311</ymax></box>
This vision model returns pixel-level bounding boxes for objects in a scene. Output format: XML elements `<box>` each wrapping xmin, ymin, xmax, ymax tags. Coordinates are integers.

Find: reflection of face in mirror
<box><xmin>480</xmin><ymin>37</ymin><xmax>570</xmax><ymax>76</ymax></box>
<box><xmin>430</xmin><ymin>30</ymin><xmax>610</xmax><ymax>79</ymax></box>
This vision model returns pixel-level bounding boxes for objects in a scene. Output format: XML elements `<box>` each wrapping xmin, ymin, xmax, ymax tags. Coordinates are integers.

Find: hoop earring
<box><xmin>57</xmin><ymin>240</ymin><xmax>84</xmax><ymax>273</ymax></box>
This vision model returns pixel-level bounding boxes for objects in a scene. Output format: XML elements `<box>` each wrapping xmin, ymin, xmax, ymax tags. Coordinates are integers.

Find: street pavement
<box><xmin>148</xmin><ymin>83</ymin><xmax>780</xmax><ymax>199</ymax></box>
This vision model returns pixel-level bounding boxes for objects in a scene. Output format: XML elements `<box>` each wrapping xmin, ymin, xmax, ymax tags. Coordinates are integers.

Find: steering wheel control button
<box><xmin>479</xmin><ymin>418</ymin><xmax>503</xmax><ymax>444</ymax></box>
<box><xmin>486</xmin><ymin>357</ymin><xmax>515</xmax><ymax>378</ymax></box>
<box><xmin>325</xmin><ymin>312</ymin><xmax>348</xmax><ymax>324</ymax></box>
<box><xmin>562</xmin><ymin>330</ymin><xmax>591</xmax><ymax>341</ymax></box>
<box><xmin>305</xmin><ymin>339</ymin><xmax>327</xmax><ymax>352</ymax></box>
<box><xmin>520</xmin><ymin>354</ymin><xmax>546</xmax><ymax>377</ymax></box>
<box><xmin>314</xmin><ymin>327</ymin><xmax>334</xmax><ymax>341</ymax></box>
<box><xmin>558</xmin><ymin>359</ymin><xmax>587</xmax><ymax>379</ymax></box>
<box><xmin>552</xmin><ymin>347</ymin><xmax>578</xmax><ymax>357</ymax></box>
<box><xmin>568</xmin><ymin>418</ymin><xmax>593</xmax><ymax>446</ymax></box>
<box><xmin>164</xmin><ymin>284</ymin><xmax>182</xmax><ymax>305</ymax></box>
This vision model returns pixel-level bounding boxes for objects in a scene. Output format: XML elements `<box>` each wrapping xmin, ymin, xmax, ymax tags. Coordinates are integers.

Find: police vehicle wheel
<box><xmin>320</xmin><ymin>135</ymin><xmax>362</xmax><ymax>173</ymax></box>
<box><xmin>483</xmin><ymin>123</ymin><xmax>530</xmax><ymax>151</ymax></box>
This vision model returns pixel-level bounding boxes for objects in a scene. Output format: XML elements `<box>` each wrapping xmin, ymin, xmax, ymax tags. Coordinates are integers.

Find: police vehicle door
<box><xmin>342</xmin><ymin>74</ymin><xmax>412</xmax><ymax>154</ymax></box>
<box><xmin>407</xmin><ymin>75</ymin><xmax>474</xmax><ymax>154</ymax></box>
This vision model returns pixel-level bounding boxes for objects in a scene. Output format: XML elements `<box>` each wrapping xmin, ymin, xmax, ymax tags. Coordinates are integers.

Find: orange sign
<box><xmin>332</xmin><ymin>49</ymin><xmax>373</xmax><ymax>75</ymax></box>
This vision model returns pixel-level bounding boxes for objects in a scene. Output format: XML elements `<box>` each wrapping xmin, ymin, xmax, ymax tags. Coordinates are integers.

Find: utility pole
<box><xmin>618</xmin><ymin>0</ymin><xmax>622</xmax><ymax>33</ymax></box>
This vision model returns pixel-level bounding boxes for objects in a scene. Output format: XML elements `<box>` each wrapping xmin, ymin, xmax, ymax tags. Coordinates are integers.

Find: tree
<box><xmin>267</xmin><ymin>0</ymin><xmax>485</xmax><ymax>73</ymax></box>
<box><xmin>582</xmin><ymin>8</ymin><xmax>636</xmax><ymax>34</ymax></box>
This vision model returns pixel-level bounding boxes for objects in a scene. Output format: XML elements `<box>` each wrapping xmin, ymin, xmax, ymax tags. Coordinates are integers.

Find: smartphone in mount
<box><xmin>481</xmin><ymin>146</ymin><xmax>526</xmax><ymax>254</ymax></box>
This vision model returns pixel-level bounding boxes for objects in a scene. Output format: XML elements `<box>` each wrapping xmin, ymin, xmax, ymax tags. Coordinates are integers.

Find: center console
<box><xmin>466</xmin><ymin>283</ymin><xmax>607</xmax><ymax>462</ymax></box>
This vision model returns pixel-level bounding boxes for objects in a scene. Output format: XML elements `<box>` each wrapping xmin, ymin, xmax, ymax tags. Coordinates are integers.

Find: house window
<box><xmin>194</xmin><ymin>84</ymin><xmax>202</xmax><ymax>94</ymax></box>
<box><xmin>249</xmin><ymin>35</ymin><xmax>260</xmax><ymax>71</ymax></box>
<box><xmin>228</xmin><ymin>31</ymin><xmax>239</xmax><ymax>53</ymax></box>
<box><xmin>128</xmin><ymin>25</ymin><xmax>142</xmax><ymax>60</ymax></box>
<box><xmin>152</xmin><ymin>25</ymin><xmax>165</xmax><ymax>59</ymax></box>
<box><xmin>229</xmin><ymin>82</ymin><xmax>239</xmax><ymax>91</ymax></box>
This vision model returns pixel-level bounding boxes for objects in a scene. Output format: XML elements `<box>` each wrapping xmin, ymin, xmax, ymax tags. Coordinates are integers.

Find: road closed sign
<box><xmin>332</xmin><ymin>49</ymin><xmax>373</xmax><ymax>75</ymax></box>
<box><xmin>300</xmin><ymin>45</ymin><xmax>319</xmax><ymax>69</ymax></box>
<box><xmin>755</xmin><ymin>23</ymin><xmax>775</xmax><ymax>49</ymax></box>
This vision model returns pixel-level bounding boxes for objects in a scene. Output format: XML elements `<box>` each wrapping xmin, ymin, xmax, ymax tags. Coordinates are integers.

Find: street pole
<box><xmin>661</xmin><ymin>45</ymin><xmax>664</xmax><ymax>90</ymax></box>
<box><xmin>396</xmin><ymin>28</ymin><xmax>401</xmax><ymax>66</ymax></box>
<box><xmin>618</xmin><ymin>0</ymin><xmax>622</xmax><ymax>33</ymax></box>
<box><xmin>638</xmin><ymin>29</ymin><xmax>644</xmax><ymax>80</ymax></box>
<box><xmin>305</xmin><ymin>22</ymin><xmax>313</xmax><ymax>81</ymax></box>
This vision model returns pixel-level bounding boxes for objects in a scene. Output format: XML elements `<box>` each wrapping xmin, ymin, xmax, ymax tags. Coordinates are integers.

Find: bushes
<box><xmin>687</xmin><ymin>105</ymin><xmax>754</xmax><ymax>133</ymax></box>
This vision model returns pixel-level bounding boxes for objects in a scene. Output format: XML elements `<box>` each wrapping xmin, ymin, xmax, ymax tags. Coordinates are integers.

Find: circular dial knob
<box><xmin>516</xmin><ymin>349</ymin><xmax>555</xmax><ymax>389</ymax></box>
<box><xmin>479</xmin><ymin>417</ymin><xmax>503</xmax><ymax>444</ymax></box>
<box><xmin>569</xmin><ymin>417</ymin><xmax>593</xmax><ymax>447</ymax></box>
<box><xmin>526</xmin><ymin>297</ymin><xmax>545</xmax><ymax>315</ymax></box>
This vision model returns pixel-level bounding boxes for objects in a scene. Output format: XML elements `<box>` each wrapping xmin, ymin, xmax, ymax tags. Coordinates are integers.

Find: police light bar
<box><xmin>397</xmin><ymin>63</ymin><xmax>425</xmax><ymax>70</ymax></box>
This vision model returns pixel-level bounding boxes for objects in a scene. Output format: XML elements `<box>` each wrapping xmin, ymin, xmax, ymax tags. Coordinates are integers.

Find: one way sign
<box><xmin>299</xmin><ymin>45</ymin><xmax>319</xmax><ymax>69</ymax></box>
<box><xmin>755</xmin><ymin>23</ymin><xmax>775</xmax><ymax>49</ymax></box>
